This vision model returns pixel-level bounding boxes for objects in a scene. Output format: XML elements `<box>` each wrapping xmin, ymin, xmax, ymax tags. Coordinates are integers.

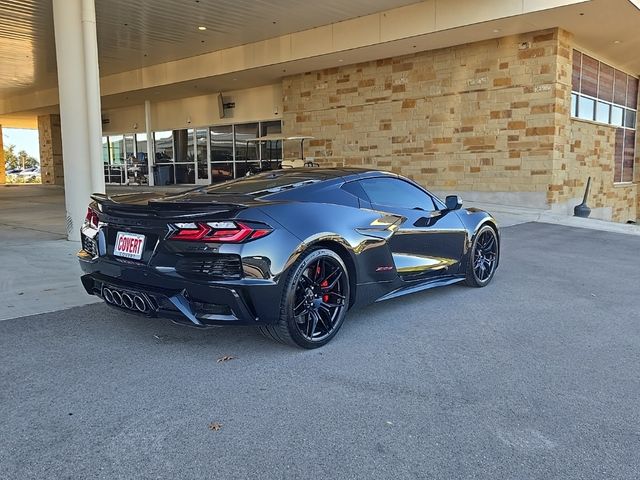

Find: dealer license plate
<box><xmin>114</xmin><ymin>232</ymin><xmax>146</xmax><ymax>260</ymax></box>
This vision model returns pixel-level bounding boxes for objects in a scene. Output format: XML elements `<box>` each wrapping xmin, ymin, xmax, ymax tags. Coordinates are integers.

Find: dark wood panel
<box><xmin>598</xmin><ymin>63</ymin><xmax>614</xmax><ymax>103</ymax></box>
<box><xmin>614</xmin><ymin>70</ymin><xmax>628</xmax><ymax>106</ymax></box>
<box><xmin>580</xmin><ymin>55</ymin><xmax>598</xmax><ymax>98</ymax></box>
<box><xmin>572</xmin><ymin>50</ymin><xmax>582</xmax><ymax>92</ymax></box>
<box><xmin>626</xmin><ymin>77</ymin><xmax>639</xmax><ymax>109</ymax></box>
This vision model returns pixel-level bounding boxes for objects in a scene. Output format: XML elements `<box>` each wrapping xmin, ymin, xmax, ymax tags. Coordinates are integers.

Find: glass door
<box><xmin>174</xmin><ymin>129</ymin><xmax>196</xmax><ymax>184</ymax></box>
<box><xmin>134</xmin><ymin>133</ymin><xmax>150</xmax><ymax>185</ymax></box>
<box><xmin>209</xmin><ymin>125</ymin><xmax>234</xmax><ymax>184</ymax></box>
<box><xmin>153</xmin><ymin>131</ymin><xmax>175</xmax><ymax>185</ymax></box>
<box><xmin>234</xmin><ymin>123</ymin><xmax>259</xmax><ymax>177</ymax></box>
<box><xmin>195</xmin><ymin>128</ymin><xmax>210</xmax><ymax>185</ymax></box>
<box><xmin>107</xmin><ymin>134</ymin><xmax>126</xmax><ymax>184</ymax></box>
<box><xmin>259</xmin><ymin>120</ymin><xmax>283</xmax><ymax>171</ymax></box>
<box><xmin>123</xmin><ymin>134</ymin><xmax>136</xmax><ymax>184</ymax></box>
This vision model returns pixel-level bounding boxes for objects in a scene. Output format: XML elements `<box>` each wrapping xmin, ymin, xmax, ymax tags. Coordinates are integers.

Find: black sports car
<box><xmin>78</xmin><ymin>168</ymin><xmax>500</xmax><ymax>348</ymax></box>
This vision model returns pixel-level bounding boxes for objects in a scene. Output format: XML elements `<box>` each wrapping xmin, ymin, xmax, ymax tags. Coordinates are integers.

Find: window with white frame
<box><xmin>571</xmin><ymin>50</ymin><xmax>638</xmax><ymax>183</ymax></box>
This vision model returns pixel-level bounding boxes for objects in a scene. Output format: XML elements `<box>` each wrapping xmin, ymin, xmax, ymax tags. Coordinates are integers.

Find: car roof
<box><xmin>258</xmin><ymin>167</ymin><xmax>392</xmax><ymax>180</ymax></box>
<box><xmin>203</xmin><ymin>168</ymin><xmax>396</xmax><ymax>197</ymax></box>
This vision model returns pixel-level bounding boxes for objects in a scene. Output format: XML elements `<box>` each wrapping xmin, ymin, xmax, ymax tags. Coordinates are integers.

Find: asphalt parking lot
<box><xmin>1</xmin><ymin>222</ymin><xmax>639</xmax><ymax>480</ymax></box>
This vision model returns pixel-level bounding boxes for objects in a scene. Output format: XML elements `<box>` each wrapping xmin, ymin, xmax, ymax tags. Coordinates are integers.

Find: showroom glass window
<box><xmin>101</xmin><ymin>134</ymin><xmax>150</xmax><ymax>185</ymax></box>
<box><xmin>210</xmin><ymin>125</ymin><xmax>234</xmax><ymax>183</ymax></box>
<box><xmin>259</xmin><ymin>120</ymin><xmax>283</xmax><ymax>168</ymax></box>
<box><xmin>109</xmin><ymin>135</ymin><xmax>125</xmax><ymax>166</ymax></box>
<box><xmin>196</xmin><ymin>128</ymin><xmax>209</xmax><ymax>180</ymax></box>
<box><xmin>153</xmin><ymin>131</ymin><xmax>176</xmax><ymax>185</ymax></box>
<box><xmin>154</xmin><ymin>131</ymin><xmax>174</xmax><ymax>163</ymax></box>
<box><xmin>102</xmin><ymin>135</ymin><xmax>126</xmax><ymax>184</ymax></box>
<box><xmin>172</xmin><ymin>129</ymin><xmax>196</xmax><ymax>184</ymax></box>
<box><xmin>571</xmin><ymin>50</ymin><xmax>638</xmax><ymax>183</ymax></box>
<box><xmin>234</xmin><ymin>123</ymin><xmax>259</xmax><ymax>177</ymax></box>
<box><xmin>99</xmin><ymin>121</ymin><xmax>282</xmax><ymax>186</ymax></box>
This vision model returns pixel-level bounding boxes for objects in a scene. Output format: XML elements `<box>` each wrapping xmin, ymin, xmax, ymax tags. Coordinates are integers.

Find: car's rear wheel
<box><xmin>259</xmin><ymin>248</ymin><xmax>350</xmax><ymax>348</ymax></box>
<box><xmin>464</xmin><ymin>225</ymin><xmax>499</xmax><ymax>287</ymax></box>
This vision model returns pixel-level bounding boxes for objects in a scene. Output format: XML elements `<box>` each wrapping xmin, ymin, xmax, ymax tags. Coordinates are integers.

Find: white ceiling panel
<box><xmin>0</xmin><ymin>0</ymin><xmax>419</xmax><ymax>97</ymax></box>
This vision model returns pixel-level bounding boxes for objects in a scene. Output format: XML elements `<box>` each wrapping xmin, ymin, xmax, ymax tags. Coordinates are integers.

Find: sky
<box><xmin>2</xmin><ymin>128</ymin><xmax>40</xmax><ymax>161</ymax></box>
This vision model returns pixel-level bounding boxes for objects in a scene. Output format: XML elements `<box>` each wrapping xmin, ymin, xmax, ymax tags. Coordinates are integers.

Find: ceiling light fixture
<box><xmin>614</xmin><ymin>40</ymin><xmax>621</xmax><ymax>44</ymax></box>
<box><xmin>493</xmin><ymin>29</ymin><xmax>500</xmax><ymax>33</ymax></box>
<box><xmin>198</xmin><ymin>26</ymin><xmax>207</xmax><ymax>31</ymax></box>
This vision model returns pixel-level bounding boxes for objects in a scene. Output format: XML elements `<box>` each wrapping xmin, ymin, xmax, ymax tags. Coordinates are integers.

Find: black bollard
<box><xmin>573</xmin><ymin>177</ymin><xmax>592</xmax><ymax>218</ymax></box>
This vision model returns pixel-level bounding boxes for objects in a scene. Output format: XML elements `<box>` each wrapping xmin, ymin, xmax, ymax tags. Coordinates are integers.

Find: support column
<box><xmin>145</xmin><ymin>100</ymin><xmax>155</xmax><ymax>186</ymax></box>
<box><xmin>0</xmin><ymin>125</ymin><xmax>5</xmax><ymax>185</ymax></box>
<box><xmin>82</xmin><ymin>0</ymin><xmax>105</xmax><ymax>194</ymax></box>
<box><xmin>52</xmin><ymin>0</ymin><xmax>104</xmax><ymax>241</ymax></box>
<box><xmin>38</xmin><ymin>114</ymin><xmax>65</xmax><ymax>186</ymax></box>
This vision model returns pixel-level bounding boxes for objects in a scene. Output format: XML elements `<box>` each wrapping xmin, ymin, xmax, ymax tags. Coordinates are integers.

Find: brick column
<box><xmin>0</xmin><ymin>124</ymin><xmax>5</xmax><ymax>184</ymax></box>
<box><xmin>38</xmin><ymin>114</ymin><xmax>65</xmax><ymax>185</ymax></box>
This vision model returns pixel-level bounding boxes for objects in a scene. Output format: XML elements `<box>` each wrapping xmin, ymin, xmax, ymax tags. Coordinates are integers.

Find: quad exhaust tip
<box><xmin>103</xmin><ymin>287</ymin><xmax>149</xmax><ymax>313</ymax></box>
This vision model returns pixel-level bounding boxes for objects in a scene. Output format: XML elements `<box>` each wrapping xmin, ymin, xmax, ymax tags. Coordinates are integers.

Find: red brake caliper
<box><xmin>321</xmin><ymin>280</ymin><xmax>329</xmax><ymax>303</ymax></box>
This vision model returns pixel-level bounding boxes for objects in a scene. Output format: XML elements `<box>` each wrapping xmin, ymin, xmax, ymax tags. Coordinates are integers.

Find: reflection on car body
<box><xmin>78</xmin><ymin>168</ymin><xmax>500</xmax><ymax>348</ymax></box>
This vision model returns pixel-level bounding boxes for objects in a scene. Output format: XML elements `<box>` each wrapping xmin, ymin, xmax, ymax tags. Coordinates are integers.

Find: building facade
<box><xmin>0</xmin><ymin>0</ymin><xmax>638</xmax><ymax>235</ymax></box>
<box><xmin>282</xmin><ymin>28</ymin><xmax>639</xmax><ymax>222</ymax></box>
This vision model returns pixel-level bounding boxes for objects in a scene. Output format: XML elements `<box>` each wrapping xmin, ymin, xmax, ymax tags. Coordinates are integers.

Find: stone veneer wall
<box><xmin>38</xmin><ymin>114</ymin><xmax>64</xmax><ymax>186</ymax></box>
<box><xmin>283</xmin><ymin>28</ymin><xmax>568</xmax><ymax>208</ymax></box>
<box><xmin>282</xmin><ymin>28</ymin><xmax>639</xmax><ymax>221</ymax></box>
<box><xmin>549</xmin><ymin>120</ymin><xmax>637</xmax><ymax>222</ymax></box>
<box><xmin>549</xmin><ymin>30</ymin><xmax>638</xmax><ymax>223</ymax></box>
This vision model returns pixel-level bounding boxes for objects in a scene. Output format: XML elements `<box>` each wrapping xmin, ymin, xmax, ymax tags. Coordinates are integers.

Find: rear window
<box><xmin>205</xmin><ymin>173</ymin><xmax>319</xmax><ymax>196</ymax></box>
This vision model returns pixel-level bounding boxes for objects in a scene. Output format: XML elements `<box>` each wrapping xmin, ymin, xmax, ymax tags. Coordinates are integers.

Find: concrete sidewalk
<box><xmin>1</xmin><ymin>184</ymin><xmax>638</xmax><ymax>322</ymax></box>
<box><xmin>469</xmin><ymin>199</ymin><xmax>640</xmax><ymax>237</ymax></box>
<box><xmin>0</xmin><ymin>186</ymin><xmax>101</xmax><ymax>321</ymax></box>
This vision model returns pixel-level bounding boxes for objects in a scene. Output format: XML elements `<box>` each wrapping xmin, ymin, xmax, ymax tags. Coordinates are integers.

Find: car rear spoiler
<box><xmin>89</xmin><ymin>192</ymin><xmax>250</xmax><ymax>218</ymax></box>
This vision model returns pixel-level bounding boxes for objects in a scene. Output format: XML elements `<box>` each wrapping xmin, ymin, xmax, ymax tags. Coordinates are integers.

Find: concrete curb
<box><xmin>466</xmin><ymin>200</ymin><xmax>640</xmax><ymax>236</ymax></box>
<box><xmin>535</xmin><ymin>212</ymin><xmax>640</xmax><ymax>236</ymax></box>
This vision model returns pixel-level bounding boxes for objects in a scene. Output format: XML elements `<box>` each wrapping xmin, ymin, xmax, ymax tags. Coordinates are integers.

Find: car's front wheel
<box><xmin>259</xmin><ymin>248</ymin><xmax>350</xmax><ymax>348</ymax></box>
<box><xmin>464</xmin><ymin>224</ymin><xmax>499</xmax><ymax>287</ymax></box>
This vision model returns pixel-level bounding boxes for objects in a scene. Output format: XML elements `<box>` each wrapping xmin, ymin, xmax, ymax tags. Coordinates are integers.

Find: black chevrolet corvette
<box><xmin>78</xmin><ymin>168</ymin><xmax>500</xmax><ymax>348</ymax></box>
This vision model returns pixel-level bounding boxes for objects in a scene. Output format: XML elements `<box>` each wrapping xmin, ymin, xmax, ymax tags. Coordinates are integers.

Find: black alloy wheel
<box><xmin>259</xmin><ymin>248</ymin><xmax>350</xmax><ymax>348</ymax></box>
<box><xmin>464</xmin><ymin>225</ymin><xmax>499</xmax><ymax>287</ymax></box>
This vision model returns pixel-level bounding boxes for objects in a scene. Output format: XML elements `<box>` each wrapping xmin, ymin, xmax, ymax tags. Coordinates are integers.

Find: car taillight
<box><xmin>168</xmin><ymin>221</ymin><xmax>272</xmax><ymax>243</ymax></box>
<box><xmin>84</xmin><ymin>207</ymin><xmax>99</xmax><ymax>229</ymax></box>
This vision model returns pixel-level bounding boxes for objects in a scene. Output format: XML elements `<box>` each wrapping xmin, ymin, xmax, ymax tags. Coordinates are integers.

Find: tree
<box><xmin>4</xmin><ymin>144</ymin><xmax>38</xmax><ymax>171</ymax></box>
<box><xmin>4</xmin><ymin>144</ymin><xmax>18</xmax><ymax>171</ymax></box>
<box><xmin>17</xmin><ymin>149</ymin><xmax>38</xmax><ymax>169</ymax></box>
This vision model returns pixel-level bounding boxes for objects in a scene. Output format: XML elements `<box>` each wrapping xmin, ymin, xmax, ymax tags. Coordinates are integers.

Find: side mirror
<box><xmin>445</xmin><ymin>195</ymin><xmax>463</xmax><ymax>211</ymax></box>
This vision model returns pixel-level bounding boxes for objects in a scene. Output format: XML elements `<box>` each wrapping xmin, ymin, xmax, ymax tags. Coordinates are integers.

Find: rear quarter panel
<box><xmin>258</xmin><ymin>202</ymin><xmax>400</xmax><ymax>287</ymax></box>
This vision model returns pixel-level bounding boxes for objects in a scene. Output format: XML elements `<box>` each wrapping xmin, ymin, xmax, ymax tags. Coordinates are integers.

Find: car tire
<box><xmin>259</xmin><ymin>248</ymin><xmax>350</xmax><ymax>349</ymax></box>
<box><xmin>464</xmin><ymin>224</ymin><xmax>499</xmax><ymax>288</ymax></box>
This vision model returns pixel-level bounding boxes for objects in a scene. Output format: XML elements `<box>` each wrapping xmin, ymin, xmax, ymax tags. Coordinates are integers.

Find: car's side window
<box><xmin>358</xmin><ymin>177</ymin><xmax>436</xmax><ymax>211</ymax></box>
<box><xmin>341</xmin><ymin>181</ymin><xmax>370</xmax><ymax>205</ymax></box>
